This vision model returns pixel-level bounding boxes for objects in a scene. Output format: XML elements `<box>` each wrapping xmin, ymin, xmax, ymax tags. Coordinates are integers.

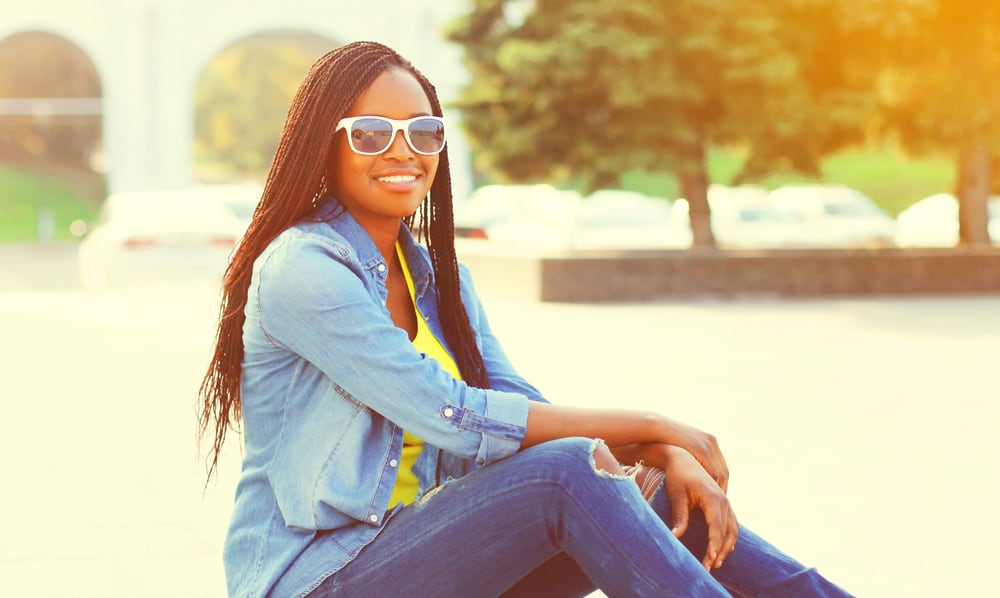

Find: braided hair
<box><xmin>198</xmin><ymin>41</ymin><xmax>489</xmax><ymax>481</ymax></box>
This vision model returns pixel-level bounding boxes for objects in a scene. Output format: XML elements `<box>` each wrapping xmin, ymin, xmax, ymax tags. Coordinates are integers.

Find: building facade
<box><xmin>0</xmin><ymin>0</ymin><xmax>474</xmax><ymax>198</ymax></box>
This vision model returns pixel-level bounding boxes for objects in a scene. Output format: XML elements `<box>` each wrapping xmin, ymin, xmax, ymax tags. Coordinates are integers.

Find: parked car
<box><xmin>894</xmin><ymin>193</ymin><xmax>1000</xmax><ymax>247</ymax></box>
<box><xmin>199</xmin><ymin>181</ymin><xmax>264</xmax><ymax>237</ymax></box>
<box><xmin>455</xmin><ymin>185</ymin><xmax>687</xmax><ymax>250</ymax></box>
<box><xmin>568</xmin><ymin>190</ymin><xmax>687</xmax><ymax>250</ymax></box>
<box><xmin>453</xmin><ymin>184</ymin><xmax>569</xmax><ymax>240</ymax></box>
<box><xmin>767</xmin><ymin>184</ymin><xmax>896</xmax><ymax>247</ymax></box>
<box><xmin>78</xmin><ymin>187</ymin><xmax>245</xmax><ymax>290</ymax></box>
<box><xmin>672</xmin><ymin>184</ymin><xmax>816</xmax><ymax>249</ymax></box>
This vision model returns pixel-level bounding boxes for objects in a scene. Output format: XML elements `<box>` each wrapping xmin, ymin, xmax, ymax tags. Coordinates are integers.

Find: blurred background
<box><xmin>1</xmin><ymin>0</ymin><xmax>999</xmax><ymax>267</ymax></box>
<box><xmin>1</xmin><ymin>1</ymin><xmax>999</xmax><ymax>597</ymax></box>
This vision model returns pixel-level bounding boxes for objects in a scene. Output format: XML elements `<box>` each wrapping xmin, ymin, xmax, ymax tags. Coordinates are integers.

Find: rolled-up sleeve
<box><xmin>255</xmin><ymin>236</ymin><xmax>529</xmax><ymax>466</ymax></box>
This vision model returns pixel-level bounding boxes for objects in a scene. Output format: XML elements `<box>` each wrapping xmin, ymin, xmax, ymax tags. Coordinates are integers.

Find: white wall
<box><xmin>0</xmin><ymin>0</ymin><xmax>474</xmax><ymax>200</ymax></box>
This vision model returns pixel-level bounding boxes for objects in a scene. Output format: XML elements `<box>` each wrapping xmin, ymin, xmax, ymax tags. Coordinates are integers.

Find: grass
<box><xmin>621</xmin><ymin>146</ymin><xmax>956</xmax><ymax>216</ymax></box>
<box><xmin>0</xmin><ymin>164</ymin><xmax>103</xmax><ymax>243</ymax></box>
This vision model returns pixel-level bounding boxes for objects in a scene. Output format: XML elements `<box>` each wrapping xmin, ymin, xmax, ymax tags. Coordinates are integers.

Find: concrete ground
<box><xmin>1</xmin><ymin>244</ymin><xmax>997</xmax><ymax>596</ymax></box>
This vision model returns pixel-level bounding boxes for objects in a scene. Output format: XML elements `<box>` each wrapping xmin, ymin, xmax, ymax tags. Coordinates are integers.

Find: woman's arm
<box><xmin>523</xmin><ymin>402</ymin><xmax>729</xmax><ymax>490</ymax></box>
<box><xmin>458</xmin><ymin>263</ymin><xmax>728</xmax><ymax>488</ymax></box>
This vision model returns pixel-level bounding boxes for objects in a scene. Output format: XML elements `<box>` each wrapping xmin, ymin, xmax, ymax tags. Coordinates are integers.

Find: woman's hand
<box><xmin>661</xmin><ymin>444</ymin><xmax>739</xmax><ymax>571</ymax></box>
<box><xmin>657</xmin><ymin>417</ymin><xmax>729</xmax><ymax>493</ymax></box>
<box><xmin>523</xmin><ymin>403</ymin><xmax>729</xmax><ymax>491</ymax></box>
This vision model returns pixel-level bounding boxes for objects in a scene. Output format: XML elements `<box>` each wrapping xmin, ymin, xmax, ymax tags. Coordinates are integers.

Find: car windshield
<box><xmin>823</xmin><ymin>201</ymin><xmax>879</xmax><ymax>217</ymax></box>
<box><xmin>737</xmin><ymin>207</ymin><xmax>800</xmax><ymax>223</ymax></box>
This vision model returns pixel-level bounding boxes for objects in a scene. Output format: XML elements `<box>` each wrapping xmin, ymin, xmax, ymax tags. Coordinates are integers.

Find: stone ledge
<box><xmin>458</xmin><ymin>247</ymin><xmax>1000</xmax><ymax>302</ymax></box>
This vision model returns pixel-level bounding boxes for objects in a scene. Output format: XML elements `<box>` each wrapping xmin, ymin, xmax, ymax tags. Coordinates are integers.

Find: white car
<box><xmin>767</xmin><ymin>184</ymin><xmax>897</xmax><ymax>247</ymax></box>
<box><xmin>455</xmin><ymin>185</ymin><xmax>686</xmax><ymax>251</ymax></box>
<box><xmin>895</xmin><ymin>193</ymin><xmax>1000</xmax><ymax>247</ymax></box>
<box><xmin>672</xmin><ymin>184</ymin><xmax>816</xmax><ymax>249</ymax></box>
<box><xmin>453</xmin><ymin>184</ymin><xmax>570</xmax><ymax>240</ymax></box>
<box><xmin>78</xmin><ymin>188</ymin><xmax>246</xmax><ymax>290</ymax></box>
<box><xmin>196</xmin><ymin>181</ymin><xmax>264</xmax><ymax>237</ymax></box>
<box><xmin>568</xmin><ymin>190</ymin><xmax>687</xmax><ymax>250</ymax></box>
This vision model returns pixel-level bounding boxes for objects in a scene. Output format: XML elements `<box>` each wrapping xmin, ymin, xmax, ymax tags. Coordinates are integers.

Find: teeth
<box><xmin>377</xmin><ymin>175</ymin><xmax>416</xmax><ymax>184</ymax></box>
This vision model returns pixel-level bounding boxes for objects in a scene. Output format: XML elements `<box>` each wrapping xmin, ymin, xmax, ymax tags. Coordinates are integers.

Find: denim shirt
<box><xmin>223</xmin><ymin>198</ymin><xmax>546</xmax><ymax>598</ymax></box>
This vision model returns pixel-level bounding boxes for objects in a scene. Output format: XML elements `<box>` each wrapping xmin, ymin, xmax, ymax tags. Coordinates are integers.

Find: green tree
<box><xmin>448</xmin><ymin>0</ymin><xmax>888</xmax><ymax>248</ymax></box>
<box><xmin>881</xmin><ymin>0</ymin><xmax>1000</xmax><ymax>245</ymax></box>
<box><xmin>194</xmin><ymin>38</ymin><xmax>316</xmax><ymax>177</ymax></box>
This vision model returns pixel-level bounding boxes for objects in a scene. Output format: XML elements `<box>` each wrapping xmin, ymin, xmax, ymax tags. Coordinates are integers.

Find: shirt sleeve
<box><xmin>255</xmin><ymin>236</ymin><xmax>530</xmax><ymax>467</ymax></box>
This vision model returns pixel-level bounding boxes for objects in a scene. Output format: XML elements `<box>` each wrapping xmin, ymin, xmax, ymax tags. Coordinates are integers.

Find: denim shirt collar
<box><xmin>314</xmin><ymin>195</ymin><xmax>433</xmax><ymax>298</ymax></box>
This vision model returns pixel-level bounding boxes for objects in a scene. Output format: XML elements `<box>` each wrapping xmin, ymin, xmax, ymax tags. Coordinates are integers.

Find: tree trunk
<box><xmin>957</xmin><ymin>146</ymin><xmax>992</xmax><ymax>246</ymax></box>
<box><xmin>678</xmin><ymin>147</ymin><xmax>716</xmax><ymax>249</ymax></box>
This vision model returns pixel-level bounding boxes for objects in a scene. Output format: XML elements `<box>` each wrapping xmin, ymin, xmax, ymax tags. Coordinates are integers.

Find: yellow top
<box><xmin>388</xmin><ymin>243</ymin><xmax>463</xmax><ymax>507</ymax></box>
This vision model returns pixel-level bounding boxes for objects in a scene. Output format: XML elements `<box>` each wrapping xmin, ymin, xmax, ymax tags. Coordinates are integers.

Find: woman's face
<box><xmin>327</xmin><ymin>68</ymin><xmax>439</xmax><ymax>236</ymax></box>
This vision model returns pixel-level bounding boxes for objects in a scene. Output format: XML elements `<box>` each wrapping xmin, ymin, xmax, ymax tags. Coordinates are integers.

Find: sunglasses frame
<box><xmin>335</xmin><ymin>115</ymin><xmax>447</xmax><ymax>156</ymax></box>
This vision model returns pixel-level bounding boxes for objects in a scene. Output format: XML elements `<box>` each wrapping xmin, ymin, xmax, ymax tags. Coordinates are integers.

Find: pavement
<box><xmin>1</xmin><ymin>243</ymin><xmax>998</xmax><ymax>597</ymax></box>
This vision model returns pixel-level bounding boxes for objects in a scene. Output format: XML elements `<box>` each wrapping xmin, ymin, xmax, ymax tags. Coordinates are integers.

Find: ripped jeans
<box><xmin>282</xmin><ymin>437</ymin><xmax>852</xmax><ymax>598</ymax></box>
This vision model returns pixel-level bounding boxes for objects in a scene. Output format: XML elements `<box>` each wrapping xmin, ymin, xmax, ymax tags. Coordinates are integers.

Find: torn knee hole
<box><xmin>588</xmin><ymin>438</ymin><xmax>631</xmax><ymax>479</ymax></box>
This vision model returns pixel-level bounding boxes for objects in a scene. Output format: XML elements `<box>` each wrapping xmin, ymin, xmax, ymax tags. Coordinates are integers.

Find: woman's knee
<box><xmin>590</xmin><ymin>441</ymin><xmax>626</xmax><ymax>476</ymax></box>
<box><xmin>526</xmin><ymin>437</ymin><xmax>626</xmax><ymax>477</ymax></box>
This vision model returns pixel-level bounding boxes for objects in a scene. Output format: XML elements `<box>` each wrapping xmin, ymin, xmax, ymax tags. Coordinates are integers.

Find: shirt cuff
<box><xmin>439</xmin><ymin>389</ymin><xmax>528</xmax><ymax>465</ymax></box>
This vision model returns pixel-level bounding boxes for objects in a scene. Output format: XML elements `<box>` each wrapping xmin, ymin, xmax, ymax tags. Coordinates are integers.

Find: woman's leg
<box><xmin>301</xmin><ymin>437</ymin><xmax>729</xmax><ymax>597</ymax></box>
<box><xmin>498</xmin><ymin>552</ymin><xmax>594</xmax><ymax>598</ymax></box>
<box><xmin>645</xmin><ymin>481</ymin><xmax>855</xmax><ymax>598</ymax></box>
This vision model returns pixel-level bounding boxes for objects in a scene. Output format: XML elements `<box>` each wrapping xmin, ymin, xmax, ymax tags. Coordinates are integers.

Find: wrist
<box><xmin>650</xmin><ymin>413</ymin><xmax>680</xmax><ymax>444</ymax></box>
<box><xmin>645</xmin><ymin>442</ymin><xmax>685</xmax><ymax>472</ymax></box>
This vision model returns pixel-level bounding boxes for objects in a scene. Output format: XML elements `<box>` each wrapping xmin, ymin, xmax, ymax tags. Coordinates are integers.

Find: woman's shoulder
<box><xmin>253</xmin><ymin>222</ymin><xmax>368</xmax><ymax>300</ymax></box>
<box><xmin>261</xmin><ymin>221</ymin><xmax>358</xmax><ymax>267</ymax></box>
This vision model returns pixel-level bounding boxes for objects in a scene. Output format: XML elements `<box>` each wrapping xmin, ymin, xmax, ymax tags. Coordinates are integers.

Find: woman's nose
<box><xmin>382</xmin><ymin>130</ymin><xmax>415</xmax><ymax>159</ymax></box>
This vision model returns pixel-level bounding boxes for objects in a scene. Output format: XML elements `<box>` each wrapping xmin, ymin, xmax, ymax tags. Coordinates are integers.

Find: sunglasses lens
<box><xmin>350</xmin><ymin>118</ymin><xmax>393</xmax><ymax>154</ymax></box>
<box><xmin>407</xmin><ymin>118</ymin><xmax>446</xmax><ymax>154</ymax></box>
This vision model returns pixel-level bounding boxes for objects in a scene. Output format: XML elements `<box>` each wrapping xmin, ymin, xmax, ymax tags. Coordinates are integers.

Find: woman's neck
<box><xmin>371</xmin><ymin>224</ymin><xmax>401</xmax><ymax>263</ymax></box>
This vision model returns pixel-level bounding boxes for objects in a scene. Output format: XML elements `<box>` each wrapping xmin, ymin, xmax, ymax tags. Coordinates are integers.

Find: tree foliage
<box><xmin>880</xmin><ymin>0</ymin><xmax>1000</xmax><ymax>245</ymax></box>
<box><xmin>193</xmin><ymin>37</ymin><xmax>317</xmax><ymax>177</ymax></box>
<box><xmin>448</xmin><ymin>0</ymin><xmax>889</xmax><ymax>247</ymax></box>
<box><xmin>0</xmin><ymin>31</ymin><xmax>102</xmax><ymax>169</ymax></box>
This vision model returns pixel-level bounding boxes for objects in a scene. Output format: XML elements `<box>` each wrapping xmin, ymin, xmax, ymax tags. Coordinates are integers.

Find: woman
<box><xmin>200</xmin><ymin>41</ymin><xmax>851</xmax><ymax>598</ymax></box>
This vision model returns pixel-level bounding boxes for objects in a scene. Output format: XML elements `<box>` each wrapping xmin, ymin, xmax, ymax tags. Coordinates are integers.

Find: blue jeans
<box><xmin>281</xmin><ymin>438</ymin><xmax>852</xmax><ymax>597</ymax></box>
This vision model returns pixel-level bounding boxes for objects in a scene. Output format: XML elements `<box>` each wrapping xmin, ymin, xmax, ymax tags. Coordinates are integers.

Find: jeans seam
<box><xmin>718</xmin><ymin>579</ymin><xmax>753</xmax><ymax>598</ymax></box>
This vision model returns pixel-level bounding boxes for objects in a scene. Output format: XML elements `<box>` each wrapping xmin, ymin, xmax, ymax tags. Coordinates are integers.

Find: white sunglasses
<box><xmin>335</xmin><ymin>115</ymin><xmax>447</xmax><ymax>156</ymax></box>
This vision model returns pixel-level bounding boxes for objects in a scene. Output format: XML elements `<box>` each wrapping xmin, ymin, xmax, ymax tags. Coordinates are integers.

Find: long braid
<box><xmin>199</xmin><ymin>42</ymin><xmax>488</xmax><ymax>482</ymax></box>
<box><xmin>421</xmin><ymin>148</ymin><xmax>490</xmax><ymax>389</ymax></box>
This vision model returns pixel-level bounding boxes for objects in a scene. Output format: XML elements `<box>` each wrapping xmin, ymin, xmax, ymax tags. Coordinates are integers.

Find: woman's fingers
<box><xmin>716</xmin><ymin>505</ymin><xmax>739</xmax><ymax>568</ymax></box>
<box><xmin>698</xmin><ymin>490</ymin><xmax>739</xmax><ymax>571</ymax></box>
<box><xmin>701</xmin><ymin>499</ymin><xmax>726</xmax><ymax>571</ymax></box>
<box><xmin>666</xmin><ymin>483</ymin><xmax>691</xmax><ymax>538</ymax></box>
<box><xmin>660</xmin><ymin>443</ymin><xmax>738</xmax><ymax>570</ymax></box>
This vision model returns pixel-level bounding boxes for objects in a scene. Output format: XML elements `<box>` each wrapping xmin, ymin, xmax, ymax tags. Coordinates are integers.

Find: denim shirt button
<box><xmin>377</xmin><ymin>263</ymin><xmax>386</xmax><ymax>273</ymax></box>
<box><xmin>389</xmin><ymin>459</ymin><xmax>398</xmax><ymax>468</ymax></box>
<box><xmin>369</xmin><ymin>514</ymin><xmax>378</xmax><ymax>523</ymax></box>
<box><xmin>443</xmin><ymin>407</ymin><xmax>454</xmax><ymax>418</ymax></box>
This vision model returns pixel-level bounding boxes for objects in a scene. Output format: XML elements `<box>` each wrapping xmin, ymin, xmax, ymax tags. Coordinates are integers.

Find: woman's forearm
<box><xmin>521</xmin><ymin>401</ymin><xmax>670</xmax><ymax>449</ymax></box>
<box><xmin>521</xmin><ymin>401</ymin><xmax>730</xmax><ymax>489</ymax></box>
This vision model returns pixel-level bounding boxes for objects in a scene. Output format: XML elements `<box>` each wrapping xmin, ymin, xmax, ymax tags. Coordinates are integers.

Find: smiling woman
<box><xmin>198</xmin><ymin>41</ymin><xmax>852</xmax><ymax>598</ymax></box>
